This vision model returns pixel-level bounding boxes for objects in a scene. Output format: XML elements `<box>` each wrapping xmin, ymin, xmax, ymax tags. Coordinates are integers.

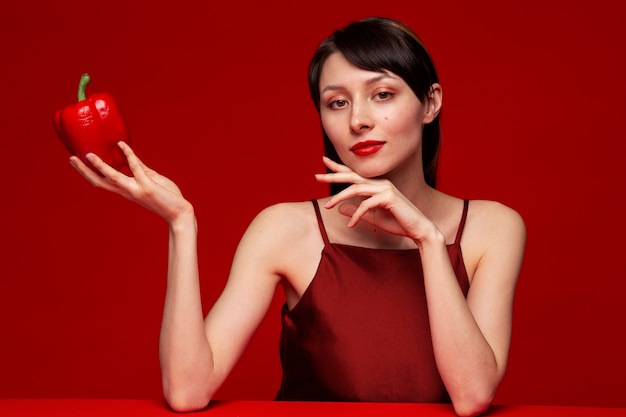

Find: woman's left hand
<box><xmin>315</xmin><ymin>157</ymin><xmax>442</xmax><ymax>244</ymax></box>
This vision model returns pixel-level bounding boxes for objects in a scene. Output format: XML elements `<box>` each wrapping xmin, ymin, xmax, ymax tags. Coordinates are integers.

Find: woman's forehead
<box><xmin>319</xmin><ymin>53</ymin><xmax>400</xmax><ymax>92</ymax></box>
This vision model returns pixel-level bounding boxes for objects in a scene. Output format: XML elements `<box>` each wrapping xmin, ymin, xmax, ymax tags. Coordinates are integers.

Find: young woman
<box><xmin>70</xmin><ymin>17</ymin><xmax>526</xmax><ymax>417</ymax></box>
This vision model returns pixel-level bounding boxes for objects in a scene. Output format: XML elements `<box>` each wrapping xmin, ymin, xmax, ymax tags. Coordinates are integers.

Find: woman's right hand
<box><xmin>69</xmin><ymin>141</ymin><xmax>194</xmax><ymax>227</ymax></box>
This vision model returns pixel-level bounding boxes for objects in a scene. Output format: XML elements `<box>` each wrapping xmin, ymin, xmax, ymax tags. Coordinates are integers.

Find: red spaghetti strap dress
<box><xmin>276</xmin><ymin>199</ymin><xmax>471</xmax><ymax>402</ymax></box>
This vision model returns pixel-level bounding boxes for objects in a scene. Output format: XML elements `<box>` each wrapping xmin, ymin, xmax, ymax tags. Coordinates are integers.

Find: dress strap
<box><xmin>311</xmin><ymin>200</ymin><xmax>331</xmax><ymax>245</ymax></box>
<box><xmin>454</xmin><ymin>199</ymin><xmax>470</xmax><ymax>245</ymax></box>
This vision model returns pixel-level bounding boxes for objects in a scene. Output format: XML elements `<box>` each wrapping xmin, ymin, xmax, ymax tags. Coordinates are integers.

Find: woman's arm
<box><xmin>317</xmin><ymin>158</ymin><xmax>526</xmax><ymax>417</ymax></box>
<box><xmin>164</xmin><ymin>205</ymin><xmax>285</xmax><ymax>411</ymax></box>
<box><xmin>70</xmin><ymin>143</ymin><xmax>283</xmax><ymax>412</ymax></box>
<box><xmin>419</xmin><ymin>201</ymin><xmax>526</xmax><ymax>417</ymax></box>
<box><xmin>158</xmin><ymin>212</ymin><xmax>212</xmax><ymax>412</ymax></box>
<box><xmin>71</xmin><ymin>144</ymin><xmax>213</xmax><ymax>410</ymax></box>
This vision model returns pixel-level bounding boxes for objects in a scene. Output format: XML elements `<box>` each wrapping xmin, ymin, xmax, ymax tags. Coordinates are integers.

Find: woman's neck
<box><xmin>382</xmin><ymin>161</ymin><xmax>436</xmax><ymax>211</ymax></box>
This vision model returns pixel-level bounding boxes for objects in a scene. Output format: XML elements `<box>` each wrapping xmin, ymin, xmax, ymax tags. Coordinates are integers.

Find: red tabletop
<box><xmin>0</xmin><ymin>399</ymin><xmax>624</xmax><ymax>416</ymax></box>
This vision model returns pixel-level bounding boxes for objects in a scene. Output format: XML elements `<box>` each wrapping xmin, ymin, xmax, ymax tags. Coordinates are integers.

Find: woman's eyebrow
<box><xmin>320</xmin><ymin>73</ymin><xmax>393</xmax><ymax>95</ymax></box>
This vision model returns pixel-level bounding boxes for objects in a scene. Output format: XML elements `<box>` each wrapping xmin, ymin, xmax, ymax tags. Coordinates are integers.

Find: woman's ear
<box><xmin>423</xmin><ymin>83</ymin><xmax>442</xmax><ymax>124</ymax></box>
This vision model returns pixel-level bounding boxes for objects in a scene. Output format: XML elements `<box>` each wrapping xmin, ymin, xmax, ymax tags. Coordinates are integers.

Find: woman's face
<box><xmin>319</xmin><ymin>52</ymin><xmax>434</xmax><ymax>180</ymax></box>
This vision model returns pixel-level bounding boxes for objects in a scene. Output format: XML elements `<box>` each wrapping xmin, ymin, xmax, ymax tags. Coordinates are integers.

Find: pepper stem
<box><xmin>77</xmin><ymin>73</ymin><xmax>91</xmax><ymax>102</ymax></box>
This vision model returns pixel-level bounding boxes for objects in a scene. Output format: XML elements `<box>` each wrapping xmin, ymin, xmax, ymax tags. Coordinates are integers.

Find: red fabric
<box><xmin>276</xmin><ymin>200</ymin><xmax>470</xmax><ymax>402</ymax></box>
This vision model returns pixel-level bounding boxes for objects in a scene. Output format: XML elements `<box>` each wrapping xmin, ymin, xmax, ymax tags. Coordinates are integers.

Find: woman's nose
<box><xmin>349</xmin><ymin>101</ymin><xmax>373</xmax><ymax>133</ymax></box>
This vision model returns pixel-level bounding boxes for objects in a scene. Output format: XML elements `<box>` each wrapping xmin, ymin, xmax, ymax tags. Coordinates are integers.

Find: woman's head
<box><xmin>309</xmin><ymin>17</ymin><xmax>441</xmax><ymax>191</ymax></box>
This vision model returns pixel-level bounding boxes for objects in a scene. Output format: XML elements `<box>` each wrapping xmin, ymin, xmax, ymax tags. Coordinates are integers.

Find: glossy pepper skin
<box><xmin>53</xmin><ymin>73</ymin><xmax>131</xmax><ymax>174</ymax></box>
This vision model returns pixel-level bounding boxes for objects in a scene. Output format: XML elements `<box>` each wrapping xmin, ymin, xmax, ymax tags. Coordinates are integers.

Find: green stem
<box><xmin>77</xmin><ymin>73</ymin><xmax>91</xmax><ymax>101</ymax></box>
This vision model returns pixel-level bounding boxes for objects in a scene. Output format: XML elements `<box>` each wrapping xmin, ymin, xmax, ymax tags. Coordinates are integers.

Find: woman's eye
<box><xmin>330</xmin><ymin>99</ymin><xmax>348</xmax><ymax>109</ymax></box>
<box><xmin>376</xmin><ymin>91</ymin><xmax>394</xmax><ymax>100</ymax></box>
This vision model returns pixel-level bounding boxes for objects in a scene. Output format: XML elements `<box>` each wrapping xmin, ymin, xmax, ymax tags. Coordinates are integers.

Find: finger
<box><xmin>346</xmin><ymin>194</ymin><xmax>387</xmax><ymax>228</ymax></box>
<box><xmin>315</xmin><ymin>171</ymin><xmax>365</xmax><ymax>185</ymax></box>
<box><xmin>117</xmin><ymin>141</ymin><xmax>150</xmax><ymax>182</ymax></box>
<box><xmin>84</xmin><ymin>152</ymin><xmax>142</xmax><ymax>195</ymax></box>
<box><xmin>117</xmin><ymin>141</ymin><xmax>144</xmax><ymax>169</ymax></box>
<box><xmin>322</xmin><ymin>156</ymin><xmax>353</xmax><ymax>173</ymax></box>
<box><xmin>85</xmin><ymin>152</ymin><xmax>123</xmax><ymax>179</ymax></box>
<box><xmin>70</xmin><ymin>156</ymin><xmax>114</xmax><ymax>189</ymax></box>
<box><xmin>324</xmin><ymin>182</ymin><xmax>386</xmax><ymax>208</ymax></box>
<box><xmin>70</xmin><ymin>157</ymin><xmax>127</xmax><ymax>195</ymax></box>
<box><xmin>337</xmin><ymin>202</ymin><xmax>358</xmax><ymax>218</ymax></box>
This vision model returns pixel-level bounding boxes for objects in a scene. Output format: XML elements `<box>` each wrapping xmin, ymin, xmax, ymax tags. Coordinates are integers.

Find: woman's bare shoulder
<box><xmin>468</xmin><ymin>200</ymin><xmax>525</xmax><ymax>233</ymax></box>
<box><xmin>251</xmin><ymin>200</ymin><xmax>317</xmax><ymax>228</ymax></box>
<box><xmin>458</xmin><ymin>200</ymin><xmax>526</xmax><ymax>285</ymax></box>
<box><xmin>242</xmin><ymin>200</ymin><xmax>321</xmax><ymax>249</ymax></box>
<box><xmin>237</xmin><ymin>200</ymin><xmax>323</xmax><ymax>289</ymax></box>
<box><xmin>465</xmin><ymin>200</ymin><xmax>526</xmax><ymax>261</ymax></box>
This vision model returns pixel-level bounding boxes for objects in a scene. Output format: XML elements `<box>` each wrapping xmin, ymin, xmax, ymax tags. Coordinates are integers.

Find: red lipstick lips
<box><xmin>350</xmin><ymin>140</ymin><xmax>385</xmax><ymax>156</ymax></box>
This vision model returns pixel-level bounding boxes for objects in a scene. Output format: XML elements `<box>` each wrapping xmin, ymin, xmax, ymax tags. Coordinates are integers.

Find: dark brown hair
<box><xmin>308</xmin><ymin>17</ymin><xmax>441</xmax><ymax>194</ymax></box>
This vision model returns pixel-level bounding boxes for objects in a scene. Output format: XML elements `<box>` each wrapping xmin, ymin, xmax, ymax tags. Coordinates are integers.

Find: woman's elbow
<box><xmin>453</xmin><ymin>398</ymin><xmax>492</xmax><ymax>417</ymax></box>
<box><xmin>451</xmin><ymin>385</ymin><xmax>496</xmax><ymax>417</ymax></box>
<box><xmin>163</xmin><ymin>383</ymin><xmax>212</xmax><ymax>413</ymax></box>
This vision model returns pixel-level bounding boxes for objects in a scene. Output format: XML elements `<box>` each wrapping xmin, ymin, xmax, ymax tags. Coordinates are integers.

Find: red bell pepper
<box><xmin>53</xmin><ymin>73</ymin><xmax>131</xmax><ymax>173</ymax></box>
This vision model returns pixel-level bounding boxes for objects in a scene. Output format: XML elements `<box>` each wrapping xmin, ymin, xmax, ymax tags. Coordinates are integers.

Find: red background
<box><xmin>1</xmin><ymin>0</ymin><xmax>624</xmax><ymax>408</ymax></box>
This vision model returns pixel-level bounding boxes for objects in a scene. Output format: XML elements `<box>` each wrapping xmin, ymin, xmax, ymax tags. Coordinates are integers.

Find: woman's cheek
<box><xmin>322</xmin><ymin>118</ymin><xmax>341</xmax><ymax>144</ymax></box>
